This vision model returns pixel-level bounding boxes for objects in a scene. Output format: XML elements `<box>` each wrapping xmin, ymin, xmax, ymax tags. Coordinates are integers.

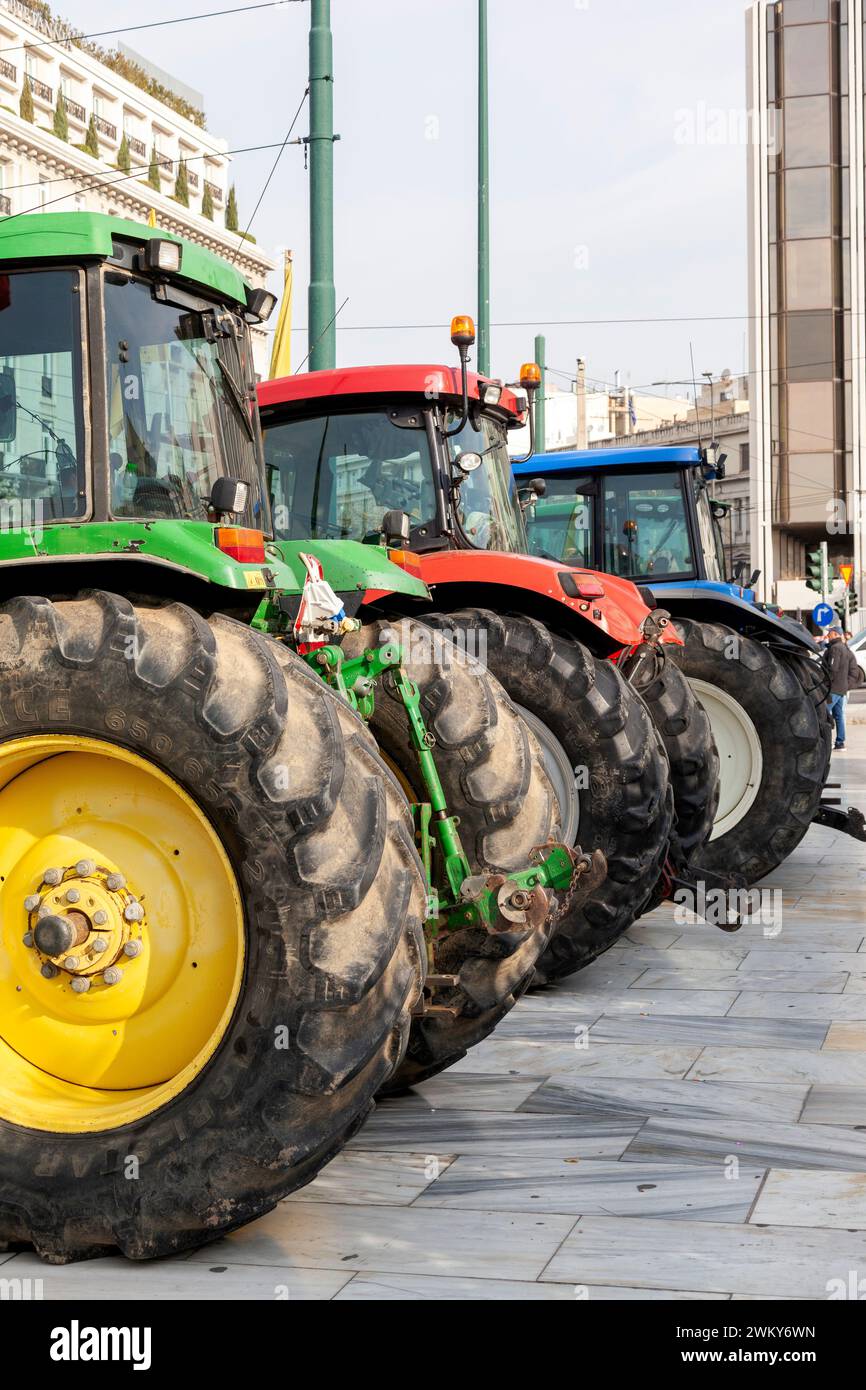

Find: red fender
<box><xmin>366</xmin><ymin>549</ymin><xmax>682</xmax><ymax>650</ymax></box>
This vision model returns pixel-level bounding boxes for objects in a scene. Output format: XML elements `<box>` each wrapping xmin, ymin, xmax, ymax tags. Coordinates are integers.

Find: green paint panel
<box><xmin>272</xmin><ymin>538</ymin><xmax>429</xmax><ymax>599</ymax></box>
<box><xmin>0</xmin><ymin>212</ymin><xmax>251</xmax><ymax>307</ymax></box>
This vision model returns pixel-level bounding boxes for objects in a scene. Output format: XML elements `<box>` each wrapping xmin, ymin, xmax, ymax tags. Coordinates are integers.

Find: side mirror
<box><xmin>732</xmin><ymin>559</ymin><xmax>747</xmax><ymax>584</ymax></box>
<box><xmin>0</xmin><ymin>368</ymin><xmax>17</xmax><ymax>443</ymax></box>
<box><xmin>529</xmin><ymin>477</ymin><xmax>546</xmax><ymax>498</ymax></box>
<box><xmin>210</xmin><ymin>476</ymin><xmax>249</xmax><ymax>519</ymax></box>
<box><xmin>382</xmin><ymin>509</ymin><xmax>411</xmax><ymax>546</ymax></box>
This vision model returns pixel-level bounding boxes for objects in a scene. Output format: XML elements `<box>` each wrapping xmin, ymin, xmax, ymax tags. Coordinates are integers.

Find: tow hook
<box><xmin>813</xmin><ymin>796</ymin><xmax>866</xmax><ymax>842</ymax></box>
<box><xmin>661</xmin><ymin>859</ymin><xmax>750</xmax><ymax>933</ymax></box>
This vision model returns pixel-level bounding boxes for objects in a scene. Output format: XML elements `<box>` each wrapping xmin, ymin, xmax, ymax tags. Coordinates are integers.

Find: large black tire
<box><xmin>629</xmin><ymin>649</ymin><xmax>720</xmax><ymax>865</ymax></box>
<box><xmin>0</xmin><ymin>592</ymin><xmax>425</xmax><ymax>1262</ymax></box>
<box><xmin>343</xmin><ymin>616</ymin><xmax>559</xmax><ymax>1089</ymax></box>
<box><xmin>668</xmin><ymin>617</ymin><xmax>830</xmax><ymax>882</ymax></box>
<box><xmin>420</xmin><ymin>610</ymin><xmax>673</xmax><ymax>986</ymax></box>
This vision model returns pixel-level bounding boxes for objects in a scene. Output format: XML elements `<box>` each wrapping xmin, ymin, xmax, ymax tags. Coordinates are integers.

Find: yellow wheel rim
<box><xmin>0</xmin><ymin>736</ymin><xmax>245</xmax><ymax>1133</ymax></box>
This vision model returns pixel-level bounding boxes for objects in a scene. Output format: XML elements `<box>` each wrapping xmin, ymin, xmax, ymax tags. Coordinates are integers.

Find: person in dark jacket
<box><xmin>825</xmin><ymin>626</ymin><xmax>863</xmax><ymax>750</ymax></box>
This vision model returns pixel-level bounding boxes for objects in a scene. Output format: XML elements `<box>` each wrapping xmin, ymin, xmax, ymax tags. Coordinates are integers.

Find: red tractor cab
<box><xmin>258</xmin><ymin>320</ymin><xmax>721</xmax><ymax>984</ymax></box>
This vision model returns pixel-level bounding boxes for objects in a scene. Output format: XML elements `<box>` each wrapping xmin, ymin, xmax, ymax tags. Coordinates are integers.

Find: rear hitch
<box><xmin>662</xmin><ymin>858</ymin><xmax>750</xmax><ymax>932</ymax></box>
<box><xmin>813</xmin><ymin>795</ymin><xmax>866</xmax><ymax>842</ymax></box>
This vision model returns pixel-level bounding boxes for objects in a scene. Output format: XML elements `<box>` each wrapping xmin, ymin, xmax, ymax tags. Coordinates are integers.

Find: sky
<box><xmin>60</xmin><ymin>0</ymin><xmax>755</xmax><ymax>399</ymax></box>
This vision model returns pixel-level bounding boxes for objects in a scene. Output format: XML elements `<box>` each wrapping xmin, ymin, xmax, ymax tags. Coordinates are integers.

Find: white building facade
<box><xmin>747</xmin><ymin>0</ymin><xmax>866</xmax><ymax>609</ymax></box>
<box><xmin>0</xmin><ymin>0</ymin><xmax>274</xmax><ymax>310</ymax></box>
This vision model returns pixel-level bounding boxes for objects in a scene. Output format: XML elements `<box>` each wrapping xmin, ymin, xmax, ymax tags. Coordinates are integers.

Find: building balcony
<box><xmin>94</xmin><ymin>114</ymin><xmax>116</xmax><ymax>142</ymax></box>
<box><xmin>127</xmin><ymin>135</ymin><xmax>146</xmax><ymax>159</ymax></box>
<box><xmin>155</xmin><ymin>151</ymin><xmax>173</xmax><ymax>173</ymax></box>
<box><xmin>0</xmin><ymin>58</ymin><xmax>16</xmax><ymax>86</ymax></box>
<box><xmin>186</xmin><ymin>169</ymin><xmax>199</xmax><ymax>189</ymax></box>
<box><xmin>203</xmin><ymin>179</ymin><xmax>223</xmax><ymax>204</ymax></box>
<box><xmin>64</xmin><ymin>98</ymin><xmax>86</xmax><ymax>124</ymax></box>
<box><xmin>0</xmin><ymin>194</ymin><xmax>10</xmax><ymax>216</ymax></box>
<box><xmin>29</xmin><ymin>77</ymin><xmax>52</xmax><ymax>105</ymax></box>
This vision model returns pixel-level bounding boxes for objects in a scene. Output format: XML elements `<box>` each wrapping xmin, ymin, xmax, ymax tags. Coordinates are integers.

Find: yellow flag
<box><xmin>147</xmin><ymin>208</ymin><xmax>157</xmax><ymax>228</ymax></box>
<box><xmin>268</xmin><ymin>251</ymin><xmax>293</xmax><ymax>378</ymax></box>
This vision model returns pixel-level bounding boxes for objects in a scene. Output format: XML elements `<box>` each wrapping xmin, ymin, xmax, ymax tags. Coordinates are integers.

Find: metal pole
<box><xmin>534</xmin><ymin>333</ymin><xmax>546</xmax><ymax>452</ymax></box>
<box><xmin>308</xmin><ymin>0</ymin><xmax>336</xmax><ymax>370</ymax></box>
<box><xmin>477</xmin><ymin>0</ymin><xmax>490</xmax><ymax>376</ymax></box>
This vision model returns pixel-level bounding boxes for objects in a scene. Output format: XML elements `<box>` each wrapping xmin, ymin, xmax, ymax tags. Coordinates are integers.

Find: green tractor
<box><xmin>0</xmin><ymin>213</ymin><xmax>598</xmax><ymax>1262</ymax></box>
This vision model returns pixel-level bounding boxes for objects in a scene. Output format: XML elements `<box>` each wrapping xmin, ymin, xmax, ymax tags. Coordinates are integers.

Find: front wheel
<box><xmin>668</xmin><ymin>617</ymin><xmax>831</xmax><ymax>883</ymax></box>
<box><xmin>0</xmin><ymin>593</ymin><xmax>426</xmax><ymax>1262</ymax></box>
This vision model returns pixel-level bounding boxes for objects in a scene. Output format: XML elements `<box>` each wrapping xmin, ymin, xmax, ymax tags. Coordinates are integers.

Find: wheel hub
<box><xmin>22</xmin><ymin>861</ymin><xmax>146</xmax><ymax>992</ymax></box>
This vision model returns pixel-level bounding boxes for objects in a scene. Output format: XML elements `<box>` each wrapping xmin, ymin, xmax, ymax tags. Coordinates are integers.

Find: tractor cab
<box><xmin>258</xmin><ymin>321</ymin><xmax>537</xmax><ymax>559</ymax></box>
<box><xmin>516</xmin><ymin>446</ymin><xmax>736</xmax><ymax>591</ymax></box>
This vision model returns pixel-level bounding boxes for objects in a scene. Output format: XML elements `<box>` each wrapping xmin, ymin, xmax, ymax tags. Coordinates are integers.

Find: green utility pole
<box><xmin>477</xmin><ymin>0</ymin><xmax>490</xmax><ymax>376</ymax></box>
<box><xmin>534</xmin><ymin>333</ymin><xmax>546</xmax><ymax>451</ymax></box>
<box><xmin>308</xmin><ymin>0</ymin><xmax>336</xmax><ymax>370</ymax></box>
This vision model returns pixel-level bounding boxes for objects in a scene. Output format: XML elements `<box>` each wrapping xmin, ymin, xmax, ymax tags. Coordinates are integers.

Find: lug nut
<box><xmin>75</xmin><ymin>859</ymin><xmax>96</xmax><ymax>877</ymax></box>
<box><xmin>103</xmin><ymin>965</ymin><xmax>123</xmax><ymax>985</ymax></box>
<box><xmin>40</xmin><ymin>962</ymin><xmax>59</xmax><ymax>979</ymax></box>
<box><xmin>64</xmin><ymin>956</ymin><xmax>79</xmax><ymax>971</ymax></box>
<box><xmin>106</xmin><ymin>873</ymin><xmax>126</xmax><ymax>891</ymax></box>
<box><xmin>91</xmin><ymin>938</ymin><xmax>108</xmax><ymax>953</ymax></box>
<box><xmin>124</xmin><ymin>902</ymin><xmax>144</xmax><ymax>923</ymax></box>
<box><xmin>22</xmin><ymin>932</ymin><xmax>33</xmax><ymax>948</ymax></box>
<box><xmin>70</xmin><ymin>977</ymin><xmax>91</xmax><ymax>994</ymax></box>
<box><xmin>123</xmin><ymin>940</ymin><xmax>142</xmax><ymax>958</ymax></box>
<box><xmin>65</xmin><ymin>887</ymin><xmax>81</xmax><ymax>904</ymax></box>
<box><xmin>23</xmin><ymin>894</ymin><xmax>41</xmax><ymax>913</ymax></box>
<box><xmin>42</xmin><ymin>868</ymin><xmax>62</xmax><ymax>886</ymax></box>
<box><xmin>93</xmin><ymin>910</ymin><xmax>108</xmax><ymax>926</ymax></box>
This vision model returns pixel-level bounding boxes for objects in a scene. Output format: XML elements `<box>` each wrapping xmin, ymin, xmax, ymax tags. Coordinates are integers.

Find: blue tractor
<box><xmin>515</xmin><ymin>444</ymin><xmax>864</xmax><ymax>883</ymax></box>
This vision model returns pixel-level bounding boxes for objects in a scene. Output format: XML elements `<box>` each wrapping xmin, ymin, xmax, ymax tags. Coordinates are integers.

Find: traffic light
<box><xmin>805</xmin><ymin>544</ymin><xmax>827</xmax><ymax>593</ymax></box>
<box><xmin>835</xmin><ymin>600</ymin><xmax>847</xmax><ymax>623</ymax></box>
<box><xmin>850</xmin><ymin>591</ymin><xmax>859</xmax><ymax>617</ymax></box>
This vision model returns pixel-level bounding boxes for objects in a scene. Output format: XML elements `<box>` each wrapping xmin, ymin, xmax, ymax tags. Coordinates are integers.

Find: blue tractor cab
<box><xmin>514</xmin><ymin>445</ymin><xmax>818</xmax><ymax>658</ymax></box>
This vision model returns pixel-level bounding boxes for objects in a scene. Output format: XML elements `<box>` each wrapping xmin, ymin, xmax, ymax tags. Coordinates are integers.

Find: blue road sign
<box><xmin>813</xmin><ymin>602</ymin><xmax>834</xmax><ymax>627</ymax></box>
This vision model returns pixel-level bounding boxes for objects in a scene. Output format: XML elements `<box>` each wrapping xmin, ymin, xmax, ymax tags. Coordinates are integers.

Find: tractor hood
<box><xmin>650</xmin><ymin>582</ymin><xmax>821</xmax><ymax>654</ymax></box>
<box><xmin>272</xmin><ymin>539</ymin><xmax>429</xmax><ymax>603</ymax></box>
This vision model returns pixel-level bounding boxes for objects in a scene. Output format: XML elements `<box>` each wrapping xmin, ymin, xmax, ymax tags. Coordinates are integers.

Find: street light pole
<box><xmin>308</xmin><ymin>0</ymin><xmax>336</xmax><ymax>370</ymax></box>
<box><xmin>477</xmin><ymin>0</ymin><xmax>490</xmax><ymax>376</ymax></box>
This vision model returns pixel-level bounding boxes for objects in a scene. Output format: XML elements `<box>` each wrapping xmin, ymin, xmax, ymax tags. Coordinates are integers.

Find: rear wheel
<box><xmin>669</xmin><ymin>617</ymin><xmax>830</xmax><ymax>882</ymax></box>
<box><xmin>421</xmin><ymin>610</ymin><xmax>673</xmax><ymax>985</ymax></box>
<box><xmin>0</xmin><ymin>592</ymin><xmax>425</xmax><ymax>1262</ymax></box>
<box><xmin>629</xmin><ymin>650</ymin><xmax>720</xmax><ymax>865</ymax></box>
<box><xmin>343</xmin><ymin>616</ymin><xmax>559</xmax><ymax>1089</ymax></box>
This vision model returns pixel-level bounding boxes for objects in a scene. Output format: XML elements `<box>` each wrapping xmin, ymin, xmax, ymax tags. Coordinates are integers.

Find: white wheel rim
<box><xmin>514</xmin><ymin>703</ymin><xmax>581</xmax><ymax>846</ymax></box>
<box><xmin>688</xmin><ymin>677</ymin><xmax>763</xmax><ymax>841</ymax></box>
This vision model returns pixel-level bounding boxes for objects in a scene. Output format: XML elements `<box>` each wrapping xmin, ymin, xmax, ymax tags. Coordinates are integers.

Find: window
<box><xmin>782</xmin><ymin>23</ymin><xmax>830</xmax><ymax>97</ymax></box>
<box><xmin>782</xmin><ymin>95</ymin><xmax>831</xmax><ymax>167</ymax></box>
<box><xmin>784</xmin><ymin>167</ymin><xmax>831</xmax><ymax>237</ymax></box>
<box><xmin>784</xmin><ymin>239</ymin><xmax>833</xmax><ymax>310</ymax></box>
<box><xmin>104</xmin><ymin>276</ymin><xmax>264</xmax><ymax>522</ymax></box>
<box><xmin>780</xmin><ymin>0</ymin><xmax>828</xmax><ymax>22</ymax></box>
<box><xmin>265</xmin><ymin>409</ymin><xmax>436</xmax><ymax>543</ymax></box>
<box><xmin>787</xmin><ymin>380</ymin><xmax>835</xmax><ymax>451</ymax></box>
<box><xmin>784</xmin><ymin>451</ymin><xmax>834</xmax><ymax>523</ymax></box>
<box><xmin>785</xmin><ymin>311</ymin><xmax>835</xmax><ymax>381</ymax></box>
<box><xmin>0</xmin><ymin>269</ymin><xmax>86</xmax><ymax>519</ymax></box>
<box><xmin>602</xmin><ymin>470</ymin><xmax>694</xmax><ymax>580</ymax></box>
<box><xmin>445</xmin><ymin>412</ymin><xmax>524</xmax><ymax>553</ymax></box>
<box><xmin>524</xmin><ymin>473</ymin><xmax>594</xmax><ymax>567</ymax></box>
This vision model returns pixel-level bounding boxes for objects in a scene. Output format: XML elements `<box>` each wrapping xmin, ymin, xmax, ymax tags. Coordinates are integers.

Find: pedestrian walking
<box><xmin>824</xmin><ymin>625</ymin><xmax>864</xmax><ymax>750</ymax></box>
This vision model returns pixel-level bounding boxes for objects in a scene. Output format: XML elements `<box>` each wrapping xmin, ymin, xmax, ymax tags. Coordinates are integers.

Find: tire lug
<box><xmin>103</xmin><ymin>965</ymin><xmax>123</xmax><ymax>985</ymax></box>
<box><xmin>23</xmin><ymin>894</ymin><xmax>41</xmax><ymax>913</ymax></box>
<box><xmin>70</xmin><ymin>977</ymin><xmax>91</xmax><ymax>994</ymax></box>
<box><xmin>106</xmin><ymin>873</ymin><xmax>126</xmax><ymax>891</ymax></box>
<box><xmin>123</xmin><ymin>940</ymin><xmax>142</xmax><ymax>958</ymax></box>
<box><xmin>124</xmin><ymin>902</ymin><xmax>143</xmax><ymax>923</ymax></box>
<box><xmin>42</xmin><ymin>868</ymin><xmax>63</xmax><ymax>886</ymax></box>
<box><xmin>75</xmin><ymin>859</ymin><xmax>96</xmax><ymax>876</ymax></box>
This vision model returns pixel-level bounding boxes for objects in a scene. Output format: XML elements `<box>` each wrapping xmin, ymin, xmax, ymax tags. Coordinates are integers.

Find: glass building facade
<box><xmin>748</xmin><ymin>0</ymin><xmax>865</xmax><ymax>605</ymax></box>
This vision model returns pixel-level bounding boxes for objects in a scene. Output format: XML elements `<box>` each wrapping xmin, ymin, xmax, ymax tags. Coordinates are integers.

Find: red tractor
<box><xmin>258</xmin><ymin>319</ymin><xmax>721</xmax><ymax>988</ymax></box>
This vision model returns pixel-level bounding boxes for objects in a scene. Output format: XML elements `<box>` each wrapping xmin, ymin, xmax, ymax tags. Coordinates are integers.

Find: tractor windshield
<box><xmin>601</xmin><ymin>469</ymin><xmax>695</xmax><ymax>580</ymax></box>
<box><xmin>524</xmin><ymin>473</ymin><xmax>594</xmax><ymax>567</ymax></box>
<box><xmin>264</xmin><ymin>408</ymin><xmax>436</xmax><ymax>541</ymax></box>
<box><xmin>104</xmin><ymin>275</ymin><xmax>265</xmax><ymax>524</ymax></box>
<box><xmin>444</xmin><ymin>410</ymin><xmax>525</xmax><ymax>552</ymax></box>
<box><xmin>0</xmin><ymin>269</ymin><xmax>86</xmax><ymax>521</ymax></box>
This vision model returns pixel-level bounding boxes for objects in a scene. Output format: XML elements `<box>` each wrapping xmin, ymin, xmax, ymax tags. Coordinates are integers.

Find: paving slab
<box><xmin>750</xmin><ymin>1169</ymin><xmax>866</xmax><ymax>1231</ymax></box>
